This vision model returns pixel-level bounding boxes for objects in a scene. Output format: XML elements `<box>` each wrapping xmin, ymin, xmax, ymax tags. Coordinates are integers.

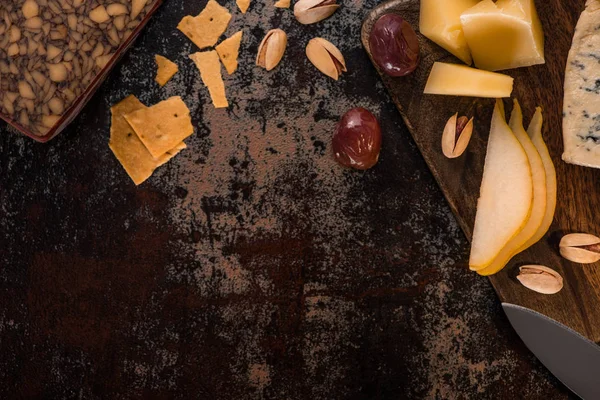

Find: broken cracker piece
<box><xmin>155</xmin><ymin>55</ymin><xmax>179</xmax><ymax>86</ymax></box>
<box><xmin>177</xmin><ymin>0</ymin><xmax>232</xmax><ymax>50</ymax></box>
<box><xmin>190</xmin><ymin>51</ymin><xmax>229</xmax><ymax>109</ymax></box>
<box><xmin>274</xmin><ymin>0</ymin><xmax>290</xmax><ymax>8</ymax></box>
<box><xmin>215</xmin><ymin>31</ymin><xmax>243</xmax><ymax>75</ymax></box>
<box><xmin>236</xmin><ymin>0</ymin><xmax>250</xmax><ymax>13</ymax></box>
<box><xmin>109</xmin><ymin>95</ymin><xmax>186</xmax><ymax>185</ymax></box>
<box><xmin>124</xmin><ymin>96</ymin><xmax>194</xmax><ymax>159</ymax></box>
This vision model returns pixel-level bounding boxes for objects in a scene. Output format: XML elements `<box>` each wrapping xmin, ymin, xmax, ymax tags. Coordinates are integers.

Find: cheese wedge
<box><xmin>476</xmin><ymin>100</ymin><xmax>546</xmax><ymax>276</ymax></box>
<box><xmin>460</xmin><ymin>0</ymin><xmax>545</xmax><ymax>71</ymax></box>
<box><xmin>470</xmin><ymin>99</ymin><xmax>533</xmax><ymax>271</ymax></box>
<box><xmin>563</xmin><ymin>0</ymin><xmax>600</xmax><ymax>167</ymax></box>
<box><xmin>419</xmin><ymin>0</ymin><xmax>479</xmax><ymax>65</ymax></box>
<box><xmin>424</xmin><ymin>62</ymin><xmax>514</xmax><ymax>98</ymax></box>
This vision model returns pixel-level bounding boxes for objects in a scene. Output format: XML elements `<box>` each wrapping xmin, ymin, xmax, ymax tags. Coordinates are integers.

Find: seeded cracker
<box><xmin>190</xmin><ymin>51</ymin><xmax>229</xmax><ymax>108</ymax></box>
<box><xmin>215</xmin><ymin>31</ymin><xmax>243</xmax><ymax>75</ymax></box>
<box><xmin>236</xmin><ymin>0</ymin><xmax>250</xmax><ymax>13</ymax></box>
<box><xmin>155</xmin><ymin>55</ymin><xmax>179</xmax><ymax>86</ymax></box>
<box><xmin>177</xmin><ymin>0</ymin><xmax>232</xmax><ymax>50</ymax></box>
<box><xmin>109</xmin><ymin>95</ymin><xmax>186</xmax><ymax>185</ymax></box>
<box><xmin>124</xmin><ymin>96</ymin><xmax>194</xmax><ymax>159</ymax></box>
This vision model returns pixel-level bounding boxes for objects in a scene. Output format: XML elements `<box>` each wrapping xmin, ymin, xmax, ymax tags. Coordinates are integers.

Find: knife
<box><xmin>502</xmin><ymin>303</ymin><xmax>600</xmax><ymax>399</ymax></box>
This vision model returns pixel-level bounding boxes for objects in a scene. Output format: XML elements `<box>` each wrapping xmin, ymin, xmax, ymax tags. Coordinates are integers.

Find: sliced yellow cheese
<box><xmin>424</xmin><ymin>62</ymin><xmax>513</xmax><ymax>98</ymax></box>
<box><xmin>419</xmin><ymin>0</ymin><xmax>479</xmax><ymax>65</ymax></box>
<box><xmin>460</xmin><ymin>0</ymin><xmax>545</xmax><ymax>71</ymax></box>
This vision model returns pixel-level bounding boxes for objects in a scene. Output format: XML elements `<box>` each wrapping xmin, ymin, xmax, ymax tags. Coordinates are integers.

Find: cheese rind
<box><xmin>460</xmin><ymin>0</ymin><xmax>545</xmax><ymax>71</ymax></box>
<box><xmin>424</xmin><ymin>62</ymin><xmax>513</xmax><ymax>98</ymax></box>
<box><xmin>563</xmin><ymin>0</ymin><xmax>600</xmax><ymax>168</ymax></box>
<box><xmin>419</xmin><ymin>0</ymin><xmax>479</xmax><ymax>65</ymax></box>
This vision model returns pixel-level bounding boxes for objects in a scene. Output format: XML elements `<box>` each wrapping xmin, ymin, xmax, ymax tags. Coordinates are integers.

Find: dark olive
<box><xmin>332</xmin><ymin>107</ymin><xmax>382</xmax><ymax>170</ymax></box>
<box><xmin>369</xmin><ymin>14</ymin><xmax>420</xmax><ymax>76</ymax></box>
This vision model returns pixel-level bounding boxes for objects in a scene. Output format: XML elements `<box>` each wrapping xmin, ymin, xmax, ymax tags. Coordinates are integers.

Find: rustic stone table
<box><xmin>0</xmin><ymin>0</ymin><xmax>576</xmax><ymax>398</ymax></box>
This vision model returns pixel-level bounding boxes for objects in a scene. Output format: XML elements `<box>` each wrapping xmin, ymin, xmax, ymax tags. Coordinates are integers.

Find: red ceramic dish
<box><xmin>0</xmin><ymin>0</ymin><xmax>163</xmax><ymax>143</ymax></box>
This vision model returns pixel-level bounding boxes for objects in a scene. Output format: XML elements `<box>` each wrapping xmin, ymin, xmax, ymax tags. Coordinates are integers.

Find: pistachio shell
<box><xmin>559</xmin><ymin>233</ymin><xmax>600</xmax><ymax>263</ymax></box>
<box><xmin>517</xmin><ymin>265</ymin><xmax>563</xmax><ymax>295</ymax></box>
<box><xmin>256</xmin><ymin>29</ymin><xmax>287</xmax><ymax>71</ymax></box>
<box><xmin>294</xmin><ymin>0</ymin><xmax>339</xmax><ymax>24</ymax></box>
<box><xmin>305</xmin><ymin>38</ymin><xmax>346</xmax><ymax>80</ymax></box>
<box><xmin>442</xmin><ymin>113</ymin><xmax>473</xmax><ymax>158</ymax></box>
<box><xmin>560</xmin><ymin>247</ymin><xmax>600</xmax><ymax>264</ymax></box>
<box><xmin>560</xmin><ymin>233</ymin><xmax>600</xmax><ymax>247</ymax></box>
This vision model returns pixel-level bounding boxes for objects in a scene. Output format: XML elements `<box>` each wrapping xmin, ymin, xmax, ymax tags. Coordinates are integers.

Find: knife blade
<box><xmin>502</xmin><ymin>303</ymin><xmax>600</xmax><ymax>399</ymax></box>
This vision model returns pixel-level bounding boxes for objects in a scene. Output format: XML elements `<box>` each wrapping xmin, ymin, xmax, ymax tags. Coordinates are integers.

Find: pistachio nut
<box><xmin>442</xmin><ymin>113</ymin><xmax>474</xmax><ymax>158</ymax></box>
<box><xmin>517</xmin><ymin>265</ymin><xmax>564</xmax><ymax>295</ymax></box>
<box><xmin>294</xmin><ymin>0</ymin><xmax>339</xmax><ymax>25</ymax></box>
<box><xmin>559</xmin><ymin>233</ymin><xmax>600</xmax><ymax>264</ymax></box>
<box><xmin>256</xmin><ymin>29</ymin><xmax>287</xmax><ymax>71</ymax></box>
<box><xmin>306</xmin><ymin>38</ymin><xmax>347</xmax><ymax>80</ymax></box>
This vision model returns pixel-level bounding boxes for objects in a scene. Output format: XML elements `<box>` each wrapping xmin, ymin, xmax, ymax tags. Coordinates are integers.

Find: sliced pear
<box><xmin>469</xmin><ymin>99</ymin><xmax>533</xmax><ymax>271</ymax></box>
<box><xmin>477</xmin><ymin>99</ymin><xmax>546</xmax><ymax>276</ymax></box>
<box><xmin>515</xmin><ymin>107</ymin><xmax>556</xmax><ymax>252</ymax></box>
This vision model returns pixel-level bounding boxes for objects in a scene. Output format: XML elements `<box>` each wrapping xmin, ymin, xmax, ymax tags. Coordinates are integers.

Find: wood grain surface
<box><xmin>362</xmin><ymin>0</ymin><xmax>600</xmax><ymax>343</ymax></box>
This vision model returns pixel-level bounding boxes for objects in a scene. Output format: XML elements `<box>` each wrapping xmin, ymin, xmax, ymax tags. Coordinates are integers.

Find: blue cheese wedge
<box><xmin>563</xmin><ymin>0</ymin><xmax>600</xmax><ymax>167</ymax></box>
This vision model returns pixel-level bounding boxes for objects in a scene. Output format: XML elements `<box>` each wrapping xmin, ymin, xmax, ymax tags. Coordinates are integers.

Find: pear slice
<box><xmin>516</xmin><ymin>107</ymin><xmax>556</xmax><ymax>253</ymax></box>
<box><xmin>477</xmin><ymin>99</ymin><xmax>547</xmax><ymax>276</ymax></box>
<box><xmin>469</xmin><ymin>99</ymin><xmax>533</xmax><ymax>271</ymax></box>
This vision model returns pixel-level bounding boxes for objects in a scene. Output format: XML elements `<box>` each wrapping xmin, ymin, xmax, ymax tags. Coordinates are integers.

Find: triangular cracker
<box><xmin>190</xmin><ymin>51</ymin><xmax>229</xmax><ymax>108</ymax></box>
<box><xmin>155</xmin><ymin>55</ymin><xmax>179</xmax><ymax>86</ymax></box>
<box><xmin>109</xmin><ymin>95</ymin><xmax>186</xmax><ymax>185</ymax></box>
<box><xmin>274</xmin><ymin>0</ymin><xmax>290</xmax><ymax>8</ymax></box>
<box><xmin>215</xmin><ymin>31</ymin><xmax>243</xmax><ymax>75</ymax></box>
<box><xmin>236</xmin><ymin>0</ymin><xmax>250</xmax><ymax>13</ymax></box>
<box><xmin>124</xmin><ymin>96</ymin><xmax>194</xmax><ymax>159</ymax></box>
<box><xmin>177</xmin><ymin>0</ymin><xmax>231</xmax><ymax>50</ymax></box>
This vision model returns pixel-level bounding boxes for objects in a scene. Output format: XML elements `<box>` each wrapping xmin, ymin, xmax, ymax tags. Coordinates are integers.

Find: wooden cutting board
<box><xmin>362</xmin><ymin>0</ymin><xmax>600</xmax><ymax>343</ymax></box>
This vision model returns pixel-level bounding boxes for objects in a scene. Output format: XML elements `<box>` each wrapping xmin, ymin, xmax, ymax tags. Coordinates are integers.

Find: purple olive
<box><xmin>332</xmin><ymin>107</ymin><xmax>382</xmax><ymax>170</ymax></box>
<box><xmin>369</xmin><ymin>14</ymin><xmax>420</xmax><ymax>77</ymax></box>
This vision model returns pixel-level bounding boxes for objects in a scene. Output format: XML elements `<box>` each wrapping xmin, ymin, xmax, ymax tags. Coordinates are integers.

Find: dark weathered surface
<box><xmin>363</xmin><ymin>0</ymin><xmax>600</xmax><ymax>342</ymax></box>
<box><xmin>0</xmin><ymin>0</ymin><xmax>576</xmax><ymax>398</ymax></box>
